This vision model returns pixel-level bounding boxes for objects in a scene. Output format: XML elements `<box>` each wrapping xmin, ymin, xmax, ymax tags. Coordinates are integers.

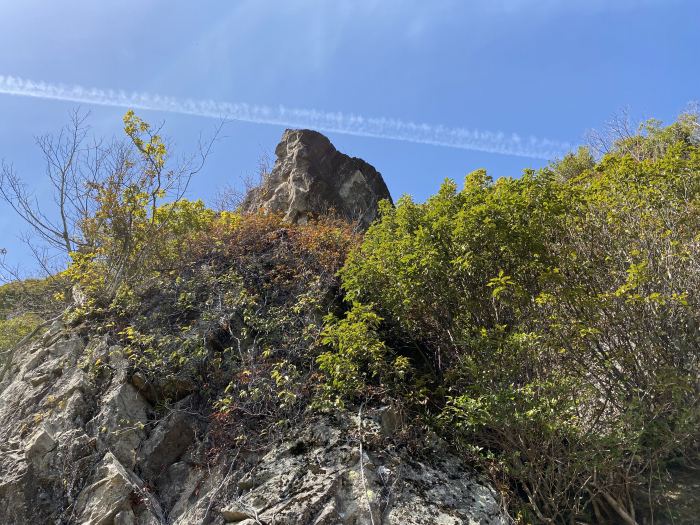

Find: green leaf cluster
<box><xmin>322</xmin><ymin>113</ymin><xmax>700</xmax><ymax>522</ymax></box>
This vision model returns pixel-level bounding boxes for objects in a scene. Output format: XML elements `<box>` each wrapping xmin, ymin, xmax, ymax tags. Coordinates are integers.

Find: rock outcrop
<box><xmin>0</xmin><ymin>319</ymin><xmax>505</xmax><ymax>524</ymax></box>
<box><xmin>242</xmin><ymin>129</ymin><xmax>392</xmax><ymax>229</ymax></box>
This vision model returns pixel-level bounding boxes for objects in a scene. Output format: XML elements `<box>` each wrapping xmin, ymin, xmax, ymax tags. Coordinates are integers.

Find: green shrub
<box><xmin>317</xmin><ymin>302</ymin><xmax>411</xmax><ymax>408</ymax></box>
<box><xmin>326</xmin><ymin>114</ymin><xmax>700</xmax><ymax>523</ymax></box>
<box><xmin>0</xmin><ymin>313</ymin><xmax>42</xmax><ymax>362</ymax></box>
<box><xmin>0</xmin><ymin>277</ymin><xmax>69</xmax><ymax>370</ymax></box>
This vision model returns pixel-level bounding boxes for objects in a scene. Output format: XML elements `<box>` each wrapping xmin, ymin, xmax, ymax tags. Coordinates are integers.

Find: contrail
<box><xmin>0</xmin><ymin>75</ymin><xmax>572</xmax><ymax>159</ymax></box>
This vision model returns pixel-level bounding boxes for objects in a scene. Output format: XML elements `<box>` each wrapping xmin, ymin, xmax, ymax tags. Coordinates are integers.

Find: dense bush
<box><xmin>0</xmin><ymin>277</ymin><xmax>66</xmax><ymax>319</ymax></box>
<box><xmin>0</xmin><ymin>312</ymin><xmax>41</xmax><ymax>365</ymax></box>
<box><xmin>321</xmin><ymin>114</ymin><xmax>700</xmax><ymax>522</ymax></box>
<box><xmin>0</xmin><ymin>278</ymin><xmax>68</xmax><ymax>370</ymax></box>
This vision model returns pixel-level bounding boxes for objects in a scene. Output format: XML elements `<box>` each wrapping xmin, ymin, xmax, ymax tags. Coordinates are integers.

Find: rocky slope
<box><xmin>0</xmin><ymin>130</ymin><xmax>505</xmax><ymax>525</ymax></box>
<box><xmin>0</xmin><ymin>320</ymin><xmax>505</xmax><ymax>525</ymax></box>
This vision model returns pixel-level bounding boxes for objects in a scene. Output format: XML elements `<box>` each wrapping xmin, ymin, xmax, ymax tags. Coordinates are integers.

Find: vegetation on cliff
<box><xmin>1</xmin><ymin>111</ymin><xmax>698</xmax><ymax>523</ymax></box>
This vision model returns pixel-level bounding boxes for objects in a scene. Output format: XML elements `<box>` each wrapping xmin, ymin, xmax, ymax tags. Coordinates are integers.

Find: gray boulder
<box><xmin>241</xmin><ymin>129</ymin><xmax>392</xmax><ymax>229</ymax></box>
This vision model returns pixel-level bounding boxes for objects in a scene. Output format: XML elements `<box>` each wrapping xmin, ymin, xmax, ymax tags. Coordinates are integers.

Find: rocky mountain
<box><xmin>0</xmin><ymin>130</ymin><xmax>505</xmax><ymax>525</ymax></box>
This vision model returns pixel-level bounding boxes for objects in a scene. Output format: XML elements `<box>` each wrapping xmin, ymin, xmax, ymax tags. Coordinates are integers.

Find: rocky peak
<box><xmin>242</xmin><ymin>129</ymin><xmax>392</xmax><ymax>229</ymax></box>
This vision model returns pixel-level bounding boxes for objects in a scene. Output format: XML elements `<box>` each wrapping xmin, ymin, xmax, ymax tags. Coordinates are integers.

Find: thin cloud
<box><xmin>483</xmin><ymin>0</ymin><xmax>676</xmax><ymax>13</ymax></box>
<box><xmin>0</xmin><ymin>75</ymin><xmax>572</xmax><ymax>159</ymax></box>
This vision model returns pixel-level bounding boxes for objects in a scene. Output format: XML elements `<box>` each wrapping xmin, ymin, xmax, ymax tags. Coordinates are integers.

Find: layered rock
<box><xmin>241</xmin><ymin>129</ymin><xmax>392</xmax><ymax>229</ymax></box>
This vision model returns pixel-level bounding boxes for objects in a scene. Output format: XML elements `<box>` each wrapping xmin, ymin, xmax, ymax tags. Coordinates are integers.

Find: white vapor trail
<box><xmin>0</xmin><ymin>75</ymin><xmax>571</xmax><ymax>159</ymax></box>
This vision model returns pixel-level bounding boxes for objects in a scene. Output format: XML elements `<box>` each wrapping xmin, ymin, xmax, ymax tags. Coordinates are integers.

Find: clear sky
<box><xmin>0</xmin><ymin>0</ymin><xmax>698</xmax><ymax>274</ymax></box>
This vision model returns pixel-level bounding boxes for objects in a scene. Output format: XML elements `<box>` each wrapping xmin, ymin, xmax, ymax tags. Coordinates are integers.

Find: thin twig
<box><xmin>203</xmin><ymin>448</ymin><xmax>241</xmax><ymax>523</ymax></box>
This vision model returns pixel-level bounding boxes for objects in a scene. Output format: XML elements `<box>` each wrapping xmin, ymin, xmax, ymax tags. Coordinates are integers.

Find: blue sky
<box><xmin>0</xmin><ymin>0</ymin><xmax>698</xmax><ymax>274</ymax></box>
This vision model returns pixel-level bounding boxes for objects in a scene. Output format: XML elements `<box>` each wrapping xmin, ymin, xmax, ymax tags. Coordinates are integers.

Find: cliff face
<box><xmin>0</xmin><ymin>321</ymin><xmax>504</xmax><ymax>524</ymax></box>
<box><xmin>0</xmin><ymin>130</ymin><xmax>504</xmax><ymax>525</ymax></box>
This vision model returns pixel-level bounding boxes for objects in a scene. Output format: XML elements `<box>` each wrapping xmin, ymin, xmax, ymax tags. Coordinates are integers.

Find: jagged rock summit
<box><xmin>242</xmin><ymin>129</ymin><xmax>392</xmax><ymax>229</ymax></box>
